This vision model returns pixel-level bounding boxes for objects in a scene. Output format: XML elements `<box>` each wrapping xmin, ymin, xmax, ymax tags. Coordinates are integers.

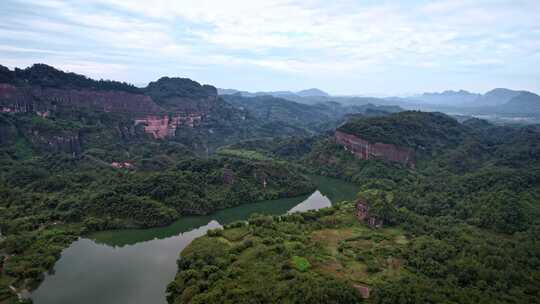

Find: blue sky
<box><xmin>1</xmin><ymin>0</ymin><xmax>539</xmax><ymax>95</ymax></box>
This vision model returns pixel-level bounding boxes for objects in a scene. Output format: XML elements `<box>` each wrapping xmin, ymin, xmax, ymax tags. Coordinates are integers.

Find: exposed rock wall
<box><xmin>356</xmin><ymin>199</ymin><xmax>383</xmax><ymax>228</ymax></box>
<box><xmin>335</xmin><ymin>130</ymin><xmax>415</xmax><ymax>167</ymax></box>
<box><xmin>0</xmin><ymin>83</ymin><xmax>164</xmax><ymax>115</ymax></box>
<box><xmin>0</xmin><ymin>83</ymin><xmax>208</xmax><ymax>139</ymax></box>
<box><xmin>133</xmin><ymin>113</ymin><xmax>203</xmax><ymax>139</ymax></box>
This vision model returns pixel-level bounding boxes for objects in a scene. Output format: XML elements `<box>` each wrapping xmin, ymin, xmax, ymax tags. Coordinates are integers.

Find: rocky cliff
<box><xmin>335</xmin><ymin>130</ymin><xmax>415</xmax><ymax>167</ymax></box>
<box><xmin>0</xmin><ymin>65</ymin><xmax>221</xmax><ymax>140</ymax></box>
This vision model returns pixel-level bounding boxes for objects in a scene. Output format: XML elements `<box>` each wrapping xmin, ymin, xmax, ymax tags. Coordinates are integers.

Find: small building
<box><xmin>356</xmin><ymin>200</ymin><xmax>383</xmax><ymax>228</ymax></box>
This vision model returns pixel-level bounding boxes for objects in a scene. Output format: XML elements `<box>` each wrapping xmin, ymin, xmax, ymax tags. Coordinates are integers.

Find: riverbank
<box><xmin>29</xmin><ymin>176</ymin><xmax>358</xmax><ymax>304</ymax></box>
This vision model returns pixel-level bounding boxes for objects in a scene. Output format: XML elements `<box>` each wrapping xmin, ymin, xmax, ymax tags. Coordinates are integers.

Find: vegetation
<box><xmin>1</xmin><ymin>63</ymin><xmax>141</xmax><ymax>93</ymax></box>
<box><xmin>223</xmin><ymin>94</ymin><xmax>401</xmax><ymax>134</ymax></box>
<box><xmin>0</xmin><ymin>108</ymin><xmax>315</xmax><ymax>301</ymax></box>
<box><xmin>168</xmin><ymin>200</ymin><xmax>540</xmax><ymax>304</ymax></box>
<box><xmin>2</xmin><ymin>65</ymin><xmax>540</xmax><ymax>303</ymax></box>
<box><xmin>166</xmin><ymin>206</ymin><xmax>368</xmax><ymax>304</ymax></box>
<box><xmin>217</xmin><ymin>148</ymin><xmax>271</xmax><ymax>161</ymax></box>
<box><xmin>168</xmin><ymin>112</ymin><xmax>540</xmax><ymax>304</ymax></box>
<box><xmin>338</xmin><ymin>111</ymin><xmax>467</xmax><ymax>155</ymax></box>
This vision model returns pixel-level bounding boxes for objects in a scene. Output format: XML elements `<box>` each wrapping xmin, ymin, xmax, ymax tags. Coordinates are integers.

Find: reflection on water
<box><xmin>288</xmin><ymin>190</ymin><xmax>330</xmax><ymax>213</ymax></box>
<box><xmin>31</xmin><ymin>176</ymin><xmax>358</xmax><ymax>304</ymax></box>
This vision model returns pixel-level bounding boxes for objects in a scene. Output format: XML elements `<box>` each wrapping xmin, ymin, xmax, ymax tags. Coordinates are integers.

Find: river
<box><xmin>30</xmin><ymin>176</ymin><xmax>358</xmax><ymax>304</ymax></box>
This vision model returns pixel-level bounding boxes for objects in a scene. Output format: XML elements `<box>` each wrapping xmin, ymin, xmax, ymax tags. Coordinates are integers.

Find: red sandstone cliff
<box><xmin>0</xmin><ymin>83</ymin><xmax>207</xmax><ymax>139</ymax></box>
<box><xmin>335</xmin><ymin>130</ymin><xmax>415</xmax><ymax>167</ymax></box>
<box><xmin>0</xmin><ymin>83</ymin><xmax>163</xmax><ymax>114</ymax></box>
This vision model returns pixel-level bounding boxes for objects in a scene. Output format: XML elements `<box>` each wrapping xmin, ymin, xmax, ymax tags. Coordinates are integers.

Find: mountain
<box><xmin>167</xmin><ymin>111</ymin><xmax>540</xmax><ymax>304</ymax></box>
<box><xmin>338</xmin><ymin>111</ymin><xmax>468</xmax><ymax>154</ymax></box>
<box><xmin>218</xmin><ymin>87</ymin><xmax>397</xmax><ymax>107</ymax></box>
<box><xmin>0</xmin><ymin>64</ymin><xmax>319</xmax><ymax>157</ymax></box>
<box><xmin>498</xmin><ymin>91</ymin><xmax>540</xmax><ymax>113</ymax></box>
<box><xmin>218</xmin><ymin>88</ymin><xmax>328</xmax><ymax>98</ymax></box>
<box><xmin>476</xmin><ymin>88</ymin><xmax>523</xmax><ymax>106</ymax></box>
<box><xmin>296</xmin><ymin>88</ymin><xmax>329</xmax><ymax>97</ymax></box>
<box><xmin>412</xmin><ymin>90</ymin><xmax>481</xmax><ymax>106</ymax></box>
<box><xmin>222</xmin><ymin>94</ymin><xmax>403</xmax><ymax>133</ymax></box>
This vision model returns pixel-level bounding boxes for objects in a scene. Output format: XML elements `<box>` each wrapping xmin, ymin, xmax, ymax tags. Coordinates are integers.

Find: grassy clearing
<box><xmin>168</xmin><ymin>202</ymin><xmax>410</xmax><ymax>303</ymax></box>
<box><xmin>217</xmin><ymin>148</ymin><xmax>270</xmax><ymax>161</ymax></box>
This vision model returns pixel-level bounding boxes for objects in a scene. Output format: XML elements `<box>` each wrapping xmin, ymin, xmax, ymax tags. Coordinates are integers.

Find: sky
<box><xmin>1</xmin><ymin>0</ymin><xmax>539</xmax><ymax>96</ymax></box>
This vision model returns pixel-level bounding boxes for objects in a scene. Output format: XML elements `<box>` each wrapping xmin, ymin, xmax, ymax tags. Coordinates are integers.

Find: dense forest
<box><xmin>168</xmin><ymin>112</ymin><xmax>540</xmax><ymax>304</ymax></box>
<box><xmin>1</xmin><ymin>64</ymin><xmax>539</xmax><ymax>304</ymax></box>
<box><xmin>0</xmin><ymin>64</ymin><xmax>141</xmax><ymax>93</ymax></box>
<box><xmin>0</xmin><ymin>65</ymin><xmax>325</xmax><ymax>301</ymax></box>
<box><xmin>0</xmin><ymin>145</ymin><xmax>314</xmax><ymax>301</ymax></box>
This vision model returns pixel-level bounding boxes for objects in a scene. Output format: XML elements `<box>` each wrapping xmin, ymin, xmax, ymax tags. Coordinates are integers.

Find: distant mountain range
<box><xmin>220</xmin><ymin>86</ymin><xmax>540</xmax><ymax>119</ymax></box>
<box><xmin>411</xmin><ymin>90</ymin><xmax>481</xmax><ymax>106</ymax></box>
<box><xmin>403</xmin><ymin>88</ymin><xmax>534</xmax><ymax>108</ymax></box>
<box><xmin>222</xmin><ymin>94</ymin><xmax>402</xmax><ymax>133</ymax></box>
<box><xmin>218</xmin><ymin>87</ymin><xmax>398</xmax><ymax>107</ymax></box>
<box><xmin>217</xmin><ymin>87</ymin><xmax>330</xmax><ymax>99</ymax></box>
<box><xmin>402</xmin><ymin>88</ymin><xmax>540</xmax><ymax>116</ymax></box>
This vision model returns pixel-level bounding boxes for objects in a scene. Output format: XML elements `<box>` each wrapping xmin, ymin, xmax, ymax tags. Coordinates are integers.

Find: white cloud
<box><xmin>2</xmin><ymin>0</ymin><xmax>539</xmax><ymax>93</ymax></box>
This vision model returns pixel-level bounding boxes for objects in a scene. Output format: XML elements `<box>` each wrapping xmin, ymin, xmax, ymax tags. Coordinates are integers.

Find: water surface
<box><xmin>31</xmin><ymin>176</ymin><xmax>358</xmax><ymax>304</ymax></box>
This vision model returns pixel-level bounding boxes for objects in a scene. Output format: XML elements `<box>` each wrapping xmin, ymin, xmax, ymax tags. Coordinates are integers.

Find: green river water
<box><xmin>31</xmin><ymin>176</ymin><xmax>358</xmax><ymax>304</ymax></box>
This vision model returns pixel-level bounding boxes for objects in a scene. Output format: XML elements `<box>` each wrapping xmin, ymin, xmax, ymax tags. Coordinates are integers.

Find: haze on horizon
<box><xmin>1</xmin><ymin>0</ymin><xmax>539</xmax><ymax>96</ymax></box>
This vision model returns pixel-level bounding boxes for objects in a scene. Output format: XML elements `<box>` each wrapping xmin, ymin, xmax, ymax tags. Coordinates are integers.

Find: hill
<box><xmin>0</xmin><ymin>66</ymin><xmax>320</xmax><ymax>300</ymax></box>
<box><xmin>0</xmin><ymin>64</ymin><xmax>321</xmax><ymax>156</ymax></box>
<box><xmin>223</xmin><ymin>94</ymin><xmax>403</xmax><ymax>133</ymax></box>
<box><xmin>476</xmin><ymin>88</ymin><xmax>523</xmax><ymax>106</ymax></box>
<box><xmin>413</xmin><ymin>90</ymin><xmax>481</xmax><ymax>106</ymax></box>
<box><xmin>337</xmin><ymin>111</ymin><xmax>468</xmax><ymax>154</ymax></box>
<box><xmin>166</xmin><ymin>112</ymin><xmax>540</xmax><ymax>304</ymax></box>
<box><xmin>498</xmin><ymin>91</ymin><xmax>540</xmax><ymax>114</ymax></box>
<box><xmin>296</xmin><ymin>88</ymin><xmax>329</xmax><ymax>97</ymax></box>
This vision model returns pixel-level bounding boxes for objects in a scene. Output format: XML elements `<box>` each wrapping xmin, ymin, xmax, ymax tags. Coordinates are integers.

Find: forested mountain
<box><xmin>218</xmin><ymin>87</ymin><xmax>395</xmax><ymax>106</ymax></box>
<box><xmin>498</xmin><ymin>91</ymin><xmax>540</xmax><ymax>113</ymax></box>
<box><xmin>475</xmin><ymin>88</ymin><xmax>523</xmax><ymax>106</ymax></box>
<box><xmin>2</xmin><ymin>64</ymin><xmax>539</xmax><ymax>304</ymax></box>
<box><xmin>223</xmin><ymin>94</ymin><xmax>402</xmax><ymax>133</ymax></box>
<box><xmin>170</xmin><ymin>111</ymin><xmax>540</xmax><ymax>303</ymax></box>
<box><xmin>217</xmin><ymin>87</ymin><xmax>329</xmax><ymax>99</ymax></box>
<box><xmin>219</xmin><ymin>85</ymin><xmax>540</xmax><ymax>124</ymax></box>
<box><xmin>0</xmin><ymin>65</ymin><xmax>317</xmax><ymax>157</ymax></box>
<box><xmin>412</xmin><ymin>90</ymin><xmax>481</xmax><ymax>106</ymax></box>
<box><xmin>0</xmin><ymin>64</ymin><xmax>326</xmax><ymax>300</ymax></box>
<box><xmin>297</xmin><ymin>88</ymin><xmax>329</xmax><ymax>97</ymax></box>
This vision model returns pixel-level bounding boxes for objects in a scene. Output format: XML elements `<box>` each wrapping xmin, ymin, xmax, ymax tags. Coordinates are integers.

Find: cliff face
<box><xmin>0</xmin><ymin>83</ymin><xmax>163</xmax><ymax>114</ymax></box>
<box><xmin>133</xmin><ymin>114</ymin><xmax>203</xmax><ymax>139</ymax></box>
<box><xmin>0</xmin><ymin>81</ymin><xmax>213</xmax><ymax>139</ymax></box>
<box><xmin>335</xmin><ymin>130</ymin><xmax>415</xmax><ymax>167</ymax></box>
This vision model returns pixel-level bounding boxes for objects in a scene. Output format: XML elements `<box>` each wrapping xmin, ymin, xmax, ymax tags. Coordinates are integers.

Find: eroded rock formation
<box><xmin>356</xmin><ymin>199</ymin><xmax>383</xmax><ymax>228</ymax></box>
<box><xmin>0</xmin><ymin>82</ymin><xmax>210</xmax><ymax>139</ymax></box>
<box><xmin>134</xmin><ymin>113</ymin><xmax>203</xmax><ymax>139</ymax></box>
<box><xmin>0</xmin><ymin>83</ymin><xmax>163</xmax><ymax>115</ymax></box>
<box><xmin>335</xmin><ymin>130</ymin><xmax>415</xmax><ymax>167</ymax></box>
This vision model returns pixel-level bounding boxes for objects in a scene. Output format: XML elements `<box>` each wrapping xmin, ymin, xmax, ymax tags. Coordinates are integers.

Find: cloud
<box><xmin>1</xmin><ymin>0</ymin><xmax>539</xmax><ymax>93</ymax></box>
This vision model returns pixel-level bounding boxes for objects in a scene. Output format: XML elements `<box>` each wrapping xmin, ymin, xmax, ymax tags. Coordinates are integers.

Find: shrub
<box><xmin>291</xmin><ymin>256</ymin><xmax>311</xmax><ymax>272</ymax></box>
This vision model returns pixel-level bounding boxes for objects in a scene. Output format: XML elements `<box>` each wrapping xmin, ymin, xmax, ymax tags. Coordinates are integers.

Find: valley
<box><xmin>0</xmin><ymin>64</ymin><xmax>539</xmax><ymax>304</ymax></box>
<box><xmin>29</xmin><ymin>176</ymin><xmax>358</xmax><ymax>304</ymax></box>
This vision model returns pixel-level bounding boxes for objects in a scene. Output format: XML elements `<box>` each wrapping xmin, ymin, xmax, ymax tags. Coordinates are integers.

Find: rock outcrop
<box><xmin>0</xmin><ymin>83</ymin><xmax>163</xmax><ymax>115</ymax></box>
<box><xmin>0</xmin><ymin>81</ymin><xmax>212</xmax><ymax>139</ymax></box>
<box><xmin>356</xmin><ymin>199</ymin><xmax>383</xmax><ymax>228</ymax></box>
<box><xmin>335</xmin><ymin>130</ymin><xmax>415</xmax><ymax>167</ymax></box>
<box><xmin>0</xmin><ymin>64</ymin><xmax>225</xmax><ymax>141</ymax></box>
<box><xmin>133</xmin><ymin>114</ymin><xmax>203</xmax><ymax>139</ymax></box>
